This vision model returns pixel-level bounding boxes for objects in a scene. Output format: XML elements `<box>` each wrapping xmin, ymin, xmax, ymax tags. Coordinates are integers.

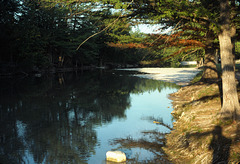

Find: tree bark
<box><xmin>201</xmin><ymin>27</ymin><xmax>219</xmax><ymax>81</ymax></box>
<box><xmin>231</xmin><ymin>26</ymin><xmax>236</xmax><ymax>71</ymax></box>
<box><xmin>218</xmin><ymin>0</ymin><xmax>240</xmax><ymax>120</ymax></box>
<box><xmin>202</xmin><ymin>47</ymin><xmax>219</xmax><ymax>81</ymax></box>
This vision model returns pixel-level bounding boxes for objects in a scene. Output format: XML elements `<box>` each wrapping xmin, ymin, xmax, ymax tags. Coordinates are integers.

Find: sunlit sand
<box><xmin>117</xmin><ymin>68</ymin><xmax>201</xmax><ymax>86</ymax></box>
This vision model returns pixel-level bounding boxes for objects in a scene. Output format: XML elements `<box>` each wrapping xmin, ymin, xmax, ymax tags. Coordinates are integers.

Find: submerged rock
<box><xmin>106</xmin><ymin>151</ymin><xmax>126</xmax><ymax>163</ymax></box>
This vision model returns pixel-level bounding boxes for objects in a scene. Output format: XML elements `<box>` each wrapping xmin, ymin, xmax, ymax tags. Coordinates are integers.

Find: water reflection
<box><xmin>0</xmin><ymin>70</ymin><xmax>179</xmax><ymax>163</ymax></box>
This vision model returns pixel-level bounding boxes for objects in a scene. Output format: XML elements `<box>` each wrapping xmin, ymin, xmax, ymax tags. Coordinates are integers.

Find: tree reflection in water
<box><xmin>0</xmin><ymin>70</ymin><xmax>179</xmax><ymax>163</ymax></box>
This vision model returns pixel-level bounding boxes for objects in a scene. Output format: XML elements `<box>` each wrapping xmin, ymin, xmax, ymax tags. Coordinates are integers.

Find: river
<box><xmin>0</xmin><ymin>70</ymin><xmax>180</xmax><ymax>163</ymax></box>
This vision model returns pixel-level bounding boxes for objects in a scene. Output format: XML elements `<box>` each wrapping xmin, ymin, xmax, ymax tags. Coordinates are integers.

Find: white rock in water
<box><xmin>106</xmin><ymin>151</ymin><xmax>126</xmax><ymax>163</ymax></box>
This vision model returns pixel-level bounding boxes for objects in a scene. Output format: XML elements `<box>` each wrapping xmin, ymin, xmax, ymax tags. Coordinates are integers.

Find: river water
<box><xmin>0</xmin><ymin>70</ymin><xmax>180</xmax><ymax>164</ymax></box>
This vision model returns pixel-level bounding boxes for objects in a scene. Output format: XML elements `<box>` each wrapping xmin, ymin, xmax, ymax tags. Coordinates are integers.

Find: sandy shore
<box><xmin>117</xmin><ymin>68</ymin><xmax>201</xmax><ymax>86</ymax></box>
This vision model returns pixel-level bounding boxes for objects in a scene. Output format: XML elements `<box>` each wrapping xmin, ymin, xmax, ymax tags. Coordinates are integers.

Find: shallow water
<box><xmin>0</xmin><ymin>70</ymin><xmax>180</xmax><ymax>164</ymax></box>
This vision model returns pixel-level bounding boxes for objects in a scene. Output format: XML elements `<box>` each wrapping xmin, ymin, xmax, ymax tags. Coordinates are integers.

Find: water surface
<box><xmin>0</xmin><ymin>70</ymin><xmax>179</xmax><ymax>163</ymax></box>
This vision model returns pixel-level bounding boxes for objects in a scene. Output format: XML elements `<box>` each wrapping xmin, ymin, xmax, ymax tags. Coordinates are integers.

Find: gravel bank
<box><xmin>118</xmin><ymin>68</ymin><xmax>201</xmax><ymax>86</ymax></box>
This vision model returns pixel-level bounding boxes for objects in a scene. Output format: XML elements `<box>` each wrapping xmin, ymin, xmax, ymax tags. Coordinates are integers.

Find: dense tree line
<box><xmin>0</xmin><ymin>0</ymin><xmax>150</xmax><ymax>74</ymax></box>
<box><xmin>0</xmin><ymin>0</ymin><xmax>112</xmax><ymax>73</ymax></box>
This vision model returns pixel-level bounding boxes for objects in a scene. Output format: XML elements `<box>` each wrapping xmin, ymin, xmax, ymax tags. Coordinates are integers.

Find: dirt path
<box><xmin>118</xmin><ymin>68</ymin><xmax>201</xmax><ymax>86</ymax></box>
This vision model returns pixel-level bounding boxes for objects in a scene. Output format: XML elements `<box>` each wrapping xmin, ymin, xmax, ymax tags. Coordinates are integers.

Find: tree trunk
<box><xmin>231</xmin><ymin>26</ymin><xmax>236</xmax><ymax>72</ymax></box>
<box><xmin>202</xmin><ymin>47</ymin><xmax>219</xmax><ymax>81</ymax></box>
<box><xmin>219</xmin><ymin>0</ymin><xmax>240</xmax><ymax>120</ymax></box>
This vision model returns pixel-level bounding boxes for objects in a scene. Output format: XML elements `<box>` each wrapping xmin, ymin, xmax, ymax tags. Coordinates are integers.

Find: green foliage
<box><xmin>0</xmin><ymin>0</ymin><xmax>154</xmax><ymax>72</ymax></box>
<box><xmin>0</xmin><ymin>0</ymin><xmax>111</xmax><ymax>72</ymax></box>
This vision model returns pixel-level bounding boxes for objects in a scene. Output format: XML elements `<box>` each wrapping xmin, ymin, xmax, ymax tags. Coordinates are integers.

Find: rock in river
<box><xmin>106</xmin><ymin>151</ymin><xmax>126</xmax><ymax>163</ymax></box>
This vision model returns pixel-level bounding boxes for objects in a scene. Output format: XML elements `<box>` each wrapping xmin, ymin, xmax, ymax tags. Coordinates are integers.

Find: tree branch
<box><xmin>76</xmin><ymin>0</ymin><xmax>134</xmax><ymax>50</ymax></box>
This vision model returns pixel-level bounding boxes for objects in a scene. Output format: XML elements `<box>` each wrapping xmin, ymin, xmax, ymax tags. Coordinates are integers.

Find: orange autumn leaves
<box><xmin>147</xmin><ymin>31</ymin><xmax>205</xmax><ymax>49</ymax></box>
<box><xmin>106</xmin><ymin>30</ymin><xmax>205</xmax><ymax>64</ymax></box>
<box><xmin>107</xmin><ymin>31</ymin><xmax>205</xmax><ymax>51</ymax></box>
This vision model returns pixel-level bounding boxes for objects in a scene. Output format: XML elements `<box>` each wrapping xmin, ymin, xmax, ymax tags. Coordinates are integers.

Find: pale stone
<box><xmin>106</xmin><ymin>151</ymin><xmax>126</xmax><ymax>163</ymax></box>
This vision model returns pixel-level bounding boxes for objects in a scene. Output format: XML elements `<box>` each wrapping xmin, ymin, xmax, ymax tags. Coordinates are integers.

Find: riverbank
<box><xmin>163</xmin><ymin>81</ymin><xmax>240</xmax><ymax>163</ymax></box>
<box><xmin>121</xmin><ymin>67</ymin><xmax>240</xmax><ymax>163</ymax></box>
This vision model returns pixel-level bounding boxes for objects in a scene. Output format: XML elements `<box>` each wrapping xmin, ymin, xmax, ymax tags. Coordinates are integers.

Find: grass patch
<box><xmin>190</xmin><ymin>70</ymin><xmax>203</xmax><ymax>84</ymax></box>
<box><xmin>197</xmin><ymin>86</ymin><xmax>218</xmax><ymax>99</ymax></box>
<box><xmin>218</xmin><ymin>119</ymin><xmax>234</xmax><ymax>126</ymax></box>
